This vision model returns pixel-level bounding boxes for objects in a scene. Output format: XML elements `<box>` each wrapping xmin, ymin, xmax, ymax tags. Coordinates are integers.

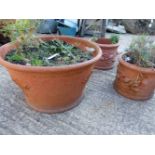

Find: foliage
<box><xmin>0</xmin><ymin>19</ymin><xmax>41</xmax><ymax>53</ymax></box>
<box><xmin>91</xmin><ymin>34</ymin><xmax>119</xmax><ymax>44</ymax></box>
<box><xmin>124</xmin><ymin>35</ymin><xmax>155</xmax><ymax>68</ymax></box>
<box><xmin>110</xmin><ymin>35</ymin><xmax>119</xmax><ymax>44</ymax></box>
<box><xmin>0</xmin><ymin>20</ymin><xmax>15</xmax><ymax>28</ymax></box>
<box><xmin>6</xmin><ymin>52</ymin><xmax>26</xmax><ymax>65</ymax></box>
<box><xmin>5</xmin><ymin>40</ymin><xmax>93</xmax><ymax>66</ymax></box>
<box><xmin>2</xmin><ymin>19</ymin><xmax>93</xmax><ymax>66</ymax></box>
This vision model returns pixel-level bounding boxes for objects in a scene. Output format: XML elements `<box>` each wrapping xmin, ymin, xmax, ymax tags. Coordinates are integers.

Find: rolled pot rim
<box><xmin>95</xmin><ymin>38</ymin><xmax>119</xmax><ymax>48</ymax></box>
<box><xmin>0</xmin><ymin>35</ymin><xmax>102</xmax><ymax>72</ymax></box>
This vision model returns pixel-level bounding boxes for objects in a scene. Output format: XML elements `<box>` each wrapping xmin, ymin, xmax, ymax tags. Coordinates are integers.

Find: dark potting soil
<box><xmin>5</xmin><ymin>40</ymin><xmax>93</xmax><ymax>66</ymax></box>
<box><xmin>123</xmin><ymin>53</ymin><xmax>136</xmax><ymax>64</ymax></box>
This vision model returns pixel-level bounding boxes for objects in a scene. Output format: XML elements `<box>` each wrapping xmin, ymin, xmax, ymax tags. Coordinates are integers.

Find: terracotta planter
<box><xmin>0</xmin><ymin>35</ymin><xmax>102</xmax><ymax>113</ymax></box>
<box><xmin>95</xmin><ymin>38</ymin><xmax>119</xmax><ymax>70</ymax></box>
<box><xmin>114</xmin><ymin>53</ymin><xmax>155</xmax><ymax>100</ymax></box>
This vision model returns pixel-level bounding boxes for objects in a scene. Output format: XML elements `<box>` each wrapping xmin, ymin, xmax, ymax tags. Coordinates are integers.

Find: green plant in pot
<box><xmin>114</xmin><ymin>35</ymin><xmax>155</xmax><ymax>100</ymax></box>
<box><xmin>0</xmin><ymin>19</ymin><xmax>16</xmax><ymax>45</ymax></box>
<box><xmin>0</xmin><ymin>19</ymin><xmax>102</xmax><ymax>113</ymax></box>
<box><xmin>92</xmin><ymin>33</ymin><xmax>119</xmax><ymax>70</ymax></box>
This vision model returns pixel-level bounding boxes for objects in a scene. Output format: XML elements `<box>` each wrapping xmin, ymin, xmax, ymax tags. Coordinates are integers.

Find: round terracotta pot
<box><xmin>0</xmin><ymin>35</ymin><xmax>102</xmax><ymax>113</ymax></box>
<box><xmin>114</xmin><ymin>53</ymin><xmax>155</xmax><ymax>100</ymax></box>
<box><xmin>95</xmin><ymin>38</ymin><xmax>119</xmax><ymax>70</ymax></box>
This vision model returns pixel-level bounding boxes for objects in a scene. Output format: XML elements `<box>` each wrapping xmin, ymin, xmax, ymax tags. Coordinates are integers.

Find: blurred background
<box><xmin>0</xmin><ymin>19</ymin><xmax>155</xmax><ymax>45</ymax></box>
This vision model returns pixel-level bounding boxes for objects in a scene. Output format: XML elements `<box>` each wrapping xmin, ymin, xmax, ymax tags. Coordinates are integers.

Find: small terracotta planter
<box><xmin>95</xmin><ymin>38</ymin><xmax>119</xmax><ymax>70</ymax></box>
<box><xmin>0</xmin><ymin>35</ymin><xmax>102</xmax><ymax>113</ymax></box>
<box><xmin>114</xmin><ymin>53</ymin><xmax>155</xmax><ymax>100</ymax></box>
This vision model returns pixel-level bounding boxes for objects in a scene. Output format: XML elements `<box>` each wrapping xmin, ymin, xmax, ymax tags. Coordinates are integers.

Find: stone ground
<box><xmin>0</xmin><ymin>33</ymin><xmax>155</xmax><ymax>135</ymax></box>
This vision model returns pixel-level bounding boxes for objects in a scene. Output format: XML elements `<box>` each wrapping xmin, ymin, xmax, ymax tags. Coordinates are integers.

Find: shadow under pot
<box><xmin>113</xmin><ymin>53</ymin><xmax>155</xmax><ymax>100</ymax></box>
<box><xmin>95</xmin><ymin>38</ymin><xmax>119</xmax><ymax>70</ymax></box>
<box><xmin>0</xmin><ymin>35</ymin><xmax>102</xmax><ymax>113</ymax></box>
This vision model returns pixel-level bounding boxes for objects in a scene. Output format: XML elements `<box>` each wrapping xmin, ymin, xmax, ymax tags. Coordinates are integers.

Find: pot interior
<box><xmin>96</xmin><ymin>38</ymin><xmax>112</xmax><ymax>45</ymax></box>
<box><xmin>40</xmin><ymin>36</ymin><xmax>99</xmax><ymax>57</ymax></box>
<box><xmin>0</xmin><ymin>36</ymin><xmax>100</xmax><ymax>60</ymax></box>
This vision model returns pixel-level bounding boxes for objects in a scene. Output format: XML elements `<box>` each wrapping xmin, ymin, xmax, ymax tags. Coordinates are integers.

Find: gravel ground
<box><xmin>0</xmin><ymin>33</ymin><xmax>155</xmax><ymax>135</ymax></box>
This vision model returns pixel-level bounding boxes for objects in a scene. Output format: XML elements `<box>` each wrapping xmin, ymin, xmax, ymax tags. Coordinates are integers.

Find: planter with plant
<box><xmin>92</xmin><ymin>34</ymin><xmax>119</xmax><ymax>70</ymax></box>
<box><xmin>0</xmin><ymin>20</ymin><xmax>102</xmax><ymax>113</ymax></box>
<box><xmin>114</xmin><ymin>35</ymin><xmax>155</xmax><ymax>100</ymax></box>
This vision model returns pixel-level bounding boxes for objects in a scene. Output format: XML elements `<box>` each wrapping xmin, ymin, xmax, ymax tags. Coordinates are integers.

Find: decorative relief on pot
<box><xmin>116</xmin><ymin>67</ymin><xmax>145</xmax><ymax>92</ymax></box>
<box><xmin>95</xmin><ymin>41</ymin><xmax>118</xmax><ymax>70</ymax></box>
<box><xmin>114</xmin><ymin>58</ymin><xmax>155</xmax><ymax>100</ymax></box>
<box><xmin>11</xmin><ymin>76</ymin><xmax>30</xmax><ymax>91</ymax></box>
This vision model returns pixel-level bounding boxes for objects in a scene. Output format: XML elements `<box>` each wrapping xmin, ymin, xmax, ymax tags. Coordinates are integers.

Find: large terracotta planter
<box><xmin>95</xmin><ymin>38</ymin><xmax>119</xmax><ymax>70</ymax></box>
<box><xmin>0</xmin><ymin>35</ymin><xmax>102</xmax><ymax>113</ymax></box>
<box><xmin>114</xmin><ymin>53</ymin><xmax>155</xmax><ymax>100</ymax></box>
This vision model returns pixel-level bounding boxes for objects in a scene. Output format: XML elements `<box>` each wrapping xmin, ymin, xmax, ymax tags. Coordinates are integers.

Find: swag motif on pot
<box><xmin>116</xmin><ymin>66</ymin><xmax>148</xmax><ymax>92</ymax></box>
<box><xmin>103</xmin><ymin>53</ymin><xmax>116</xmax><ymax>62</ymax></box>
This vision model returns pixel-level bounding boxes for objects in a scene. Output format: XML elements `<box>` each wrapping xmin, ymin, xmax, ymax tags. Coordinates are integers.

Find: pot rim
<box><xmin>119</xmin><ymin>52</ymin><xmax>155</xmax><ymax>73</ymax></box>
<box><xmin>0</xmin><ymin>35</ymin><xmax>102</xmax><ymax>72</ymax></box>
<box><xmin>95</xmin><ymin>38</ymin><xmax>119</xmax><ymax>48</ymax></box>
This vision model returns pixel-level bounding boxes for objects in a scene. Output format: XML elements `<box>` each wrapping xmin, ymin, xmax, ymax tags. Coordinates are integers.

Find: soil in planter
<box><xmin>122</xmin><ymin>52</ymin><xmax>155</xmax><ymax>68</ymax></box>
<box><xmin>5</xmin><ymin>40</ymin><xmax>93</xmax><ymax>66</ymax></box>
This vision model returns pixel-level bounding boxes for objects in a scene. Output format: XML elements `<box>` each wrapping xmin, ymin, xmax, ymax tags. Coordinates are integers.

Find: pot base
<box><xmin>113</xmin><ymin>81</ymin><xmax>154</xmax><ymax>101</ymax></box>
<box><xmin>25</xmin><ymin>94</ymin><xmax>84</xmax><ymax>113</ymax></box>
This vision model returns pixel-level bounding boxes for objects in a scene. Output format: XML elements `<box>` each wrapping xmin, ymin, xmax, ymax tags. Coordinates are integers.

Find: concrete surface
<box><xmin>0</xmin><ymin>33</ymin><xmax>155</xmax><ymax>135</ymax></box>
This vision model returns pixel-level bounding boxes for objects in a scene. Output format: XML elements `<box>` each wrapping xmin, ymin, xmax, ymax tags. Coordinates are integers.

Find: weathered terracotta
<box><xmin>114</xmin><ymin>53</ymin><xmax>155</xmax><ymax>100</ymax></box>
<box><xmin>95</xmin><ymin>38</ymin><xmax>119</xmax><ymax>70</ymax></box>
<box><xmin>0</xmin><ymin>35</ymin><xmax>102</xmax><ymax>113</ymax></box>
